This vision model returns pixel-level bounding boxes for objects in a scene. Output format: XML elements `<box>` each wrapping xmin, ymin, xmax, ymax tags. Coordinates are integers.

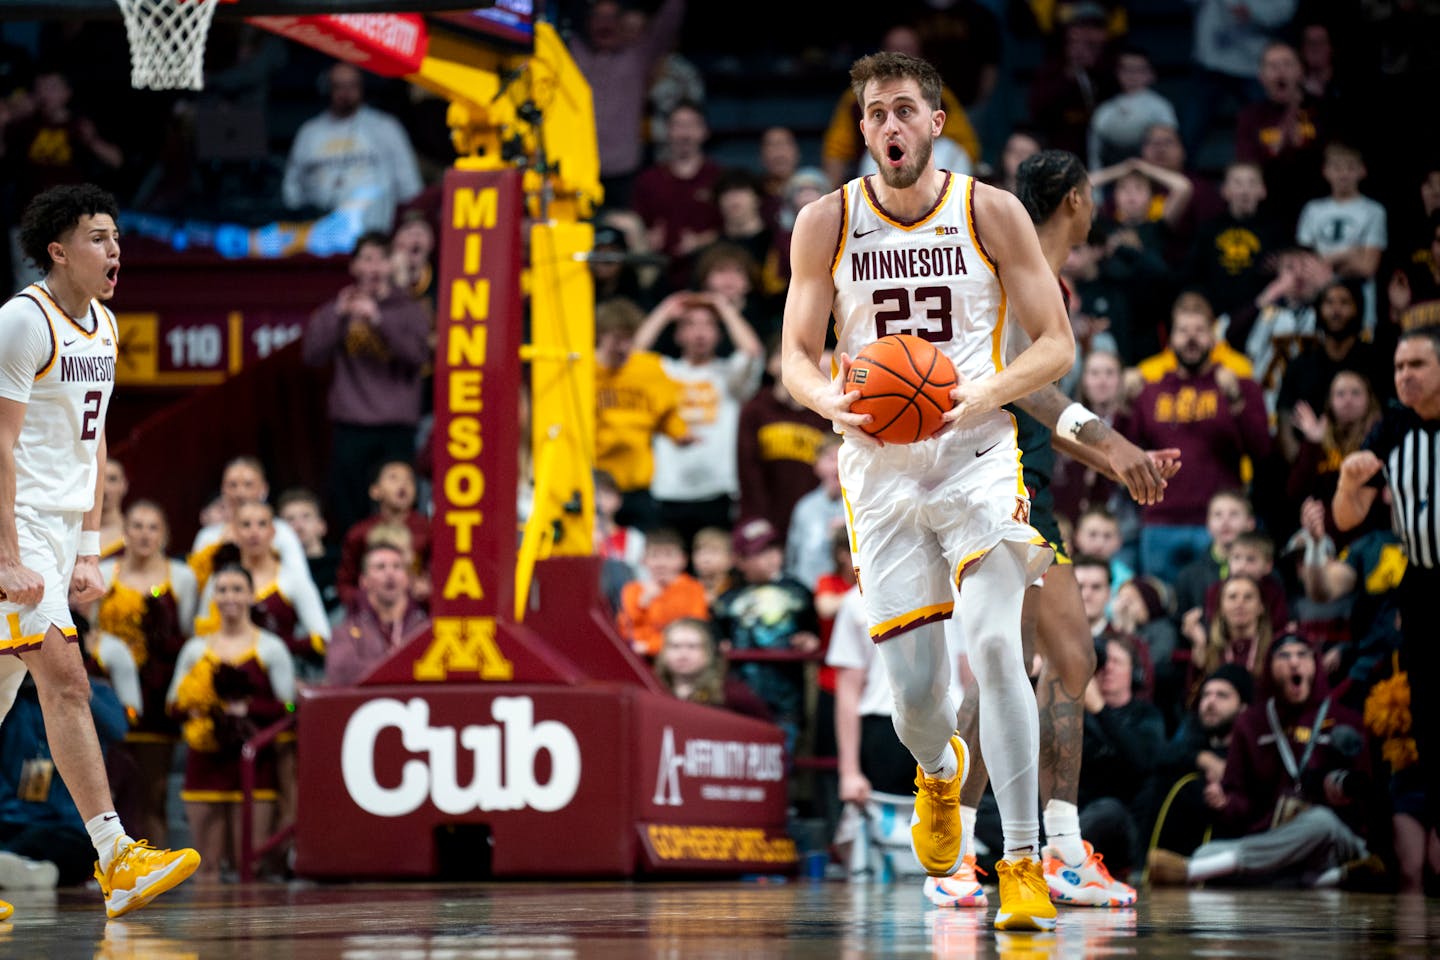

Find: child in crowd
<box><xmin>335</xmin><ymin>461</ymin><xmax>430</xmax><ymax>610</ymax></box>
<box><xmin>617</xmin><ymin>528</ymin><xmax>709</xmax><ymax>658</ymax></box>
<box><xmin>654</xmin><ymin>618</ymin><xmax>771</xmax><ymax>721</ymax></box>
<box><xmin>691</xmin><ymin>525</ymin><xmax>736</xmax><ymax>606</ymax></box>
<box><xmin>1296</xmin><ymin>141</ymin><xmax>1388</xmax><ymax>329</ymax></box>
<box><xmin>595</xmin><ymin>469</ymin><xmax>646</xmax><ymax>573</ymax></box>
<box><xmin>1172</xmin><ymin>489</ymin><xmax>1256</xmax><ymax>624</ymax></box>
<box><xmin>277</xmin><ymin>488</ymin><xmax>341</xmax><ymax>619</ymax></box>
<box><xmin>1072</xmin><ymin>506</ymin><xmax>1135</xmax><ymax>603</ymax></box>
<box><xmin>712</xmin><ymin>517</ymin><xmax>819</xmax><ymax>759</ymax></box>
<box><xmin>1202</xmin><ymin>531</ymin><xmax>1290</xmax><ymax>630</ymax></box>
<box><xmin>785</xmin><ymin>436</ymin><xmax>845</xmax><ymax>593</ymax></box>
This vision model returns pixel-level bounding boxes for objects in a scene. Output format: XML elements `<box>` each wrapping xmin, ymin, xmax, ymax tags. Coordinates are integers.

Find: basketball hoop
<box><xmin>114</xmin><ymin>0</ymin><xmax>225</xmax><ymax>91</ymax></box>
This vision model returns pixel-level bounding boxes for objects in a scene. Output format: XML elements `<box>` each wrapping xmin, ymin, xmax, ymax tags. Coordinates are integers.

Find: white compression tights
<box><xmin>879</xmin><ymin>542</ymin><xmax>1041</xmax><ymax>858</ymax></box>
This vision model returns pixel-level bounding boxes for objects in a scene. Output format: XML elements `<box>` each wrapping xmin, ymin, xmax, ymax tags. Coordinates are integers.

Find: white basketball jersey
<box><xmin>0</xmin><ymin>282</ymin><xmax>117</xmax><ymax>512</ymax></box>
<box><xmin>831</xmin><ymin>173</ymin><xmax>1007</xmax><ymax>386</ymax></box>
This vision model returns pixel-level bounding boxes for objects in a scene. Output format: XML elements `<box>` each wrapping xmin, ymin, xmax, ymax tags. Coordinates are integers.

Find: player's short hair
<box><xmin>1015</xmin><ymin>150</ymin><xmax>1088</xmax><ymax>226</ymax></box>
<box><xmin>20</xmin><ymin>183</ymin><xmax>119</xmax><ymax>274</ymax></box>
<box><xmin>848</xmin><ymin>51</ymin><xmax>943</xmax><ymax>111</ymax></box>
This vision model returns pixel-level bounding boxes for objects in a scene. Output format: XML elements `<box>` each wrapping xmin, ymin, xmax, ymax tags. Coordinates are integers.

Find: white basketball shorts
<box><xmin>0</xmin><ymin>505</ymin><xmax>82</xmax><ymax>655</ymax></box>
<box><xmin>838</xmin><ymin>410</ymin><xmax>1053</xmax><ymax>643</ymax></box>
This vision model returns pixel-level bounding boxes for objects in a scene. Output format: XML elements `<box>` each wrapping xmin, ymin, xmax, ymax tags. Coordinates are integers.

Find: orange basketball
<box><xmin>845</xmin><ymin>334</ymin><xmax>957</xmax><ymax>444</ymax></box>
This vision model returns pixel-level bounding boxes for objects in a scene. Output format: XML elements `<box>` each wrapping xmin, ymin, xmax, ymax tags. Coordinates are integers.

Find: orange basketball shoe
<box><xmin>94</xmin><ymin>840</ymin><xmax>201</xmax><ymax>919</ymax></box>
<box><xmin>1043</xmin><ymin>841</ymin><xmax>1137</xmax><ymax>906</ymax></box>
<box><xmin>910</xmin><ymin>735</ymin><xmax>969</xmax><ymax>876</ymax></box>
<box><xmin>923</xmin><ymin>854</ymin><xmax>988</xmax><ymax>907</ymax></box>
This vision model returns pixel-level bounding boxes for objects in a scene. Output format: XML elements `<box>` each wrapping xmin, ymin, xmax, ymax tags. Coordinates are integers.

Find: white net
<box><xmin>115</xmin><ymin>0</ymin><xmax>223</xmax><ymax>91</ymax></box>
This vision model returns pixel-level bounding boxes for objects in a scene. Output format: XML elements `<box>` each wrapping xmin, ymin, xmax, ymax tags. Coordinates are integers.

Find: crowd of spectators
<box><xmin>0</xmin><ymin>0</ymin><xmax>1437</xmax><ymax>895</ymax></box>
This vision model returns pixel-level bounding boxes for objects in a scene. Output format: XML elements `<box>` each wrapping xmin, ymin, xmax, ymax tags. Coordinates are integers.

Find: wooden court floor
<box><xmin>1</xmin><ymin>880</ymin><xmax>1434</xmax><ymax>959</ymax></box>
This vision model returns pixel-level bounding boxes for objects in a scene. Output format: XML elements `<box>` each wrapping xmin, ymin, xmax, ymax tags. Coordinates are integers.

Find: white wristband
<box><xmin>1056</xmin><ymin>401</ymin><xmax>1100</xmax><ymax>442</ymax></box>
<box><xmin>78</xmin><ymin>530</ymin><xmax>101</xmax><ymax>557</ymax></box>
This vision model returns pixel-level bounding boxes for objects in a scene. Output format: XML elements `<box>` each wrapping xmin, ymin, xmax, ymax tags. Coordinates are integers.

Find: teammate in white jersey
<box><xmin>0</xmin><ymin>185</ymin><xmax>199</xmax><ymax>920</ymax></box>
<box><xmin>781</xmin><ymin>52</ymin><xmax>1072</xmax><ymax>932</ymax></box>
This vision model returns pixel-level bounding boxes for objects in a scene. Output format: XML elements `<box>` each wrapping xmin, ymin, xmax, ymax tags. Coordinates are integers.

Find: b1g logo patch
<box><xmin>1012</xmin><ymin>498</ymin><xmax>1031</xmax><ymax>525</ymax></box>
<box><xmin>849</xmin><ymin>368</ymin><xmax>868</xmax><ymax>385</ymax></box>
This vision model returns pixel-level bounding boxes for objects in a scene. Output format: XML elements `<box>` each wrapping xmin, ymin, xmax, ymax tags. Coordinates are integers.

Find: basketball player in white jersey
<box><xmin>781</xmin><ymin>52</ymin><xmax>1072</xmax><ymax>931</ymax></box>
<box><xmin>0</xmin><ymin>185</ymin><xmax>199</xmax><ymax>920</ymax></box>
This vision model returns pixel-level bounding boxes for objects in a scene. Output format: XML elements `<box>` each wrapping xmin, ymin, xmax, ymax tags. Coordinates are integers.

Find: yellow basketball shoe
<box><xmin>94</xmin><ymin>840</ymin><xmax>201</xmax><ymax>919</ymax></box>
<box><xmin>0</xmin><ymin>899</ymin><xmax>11</xmax><ymax>921</ymax></box>
<box><xmin>910</xmin><ymin>734</ymin><xmax>969</xmax><ymax>876</ymax></box>
<box><xmin>994</xmin><ymin>857</ymin><xmax>1058</xmax><ymax>931</ymax></box>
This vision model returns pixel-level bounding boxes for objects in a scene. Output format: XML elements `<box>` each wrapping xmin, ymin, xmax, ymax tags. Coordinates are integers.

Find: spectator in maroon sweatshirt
<box><xmin>1119</xmin><ymin>293</ymin><xmax>1272</xmax><ymax>576</ymax></box>
<box><xmin>1234</xmin><ymin>41</ymin><xmax>1327</xmax><ymax>228</ymax></box>
<box><xmin>1148</xmin><ymin>634</ymin><xmax>1373</xmax><ymax>888</ymax></box>
<box><xmin>302</xmin><ymin>232</ymin><xmax>430</xmax><ymax>537</ymax></box>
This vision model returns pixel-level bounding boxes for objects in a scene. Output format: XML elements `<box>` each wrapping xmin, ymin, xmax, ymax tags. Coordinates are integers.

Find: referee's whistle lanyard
<box><xmin>1266</xmin><ymin>695</ymin><xmax>1330</xmax><ymax>795</ymax></box>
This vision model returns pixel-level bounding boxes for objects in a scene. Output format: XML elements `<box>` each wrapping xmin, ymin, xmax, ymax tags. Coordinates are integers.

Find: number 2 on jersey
<box><xmin>873</xmin><ymin>286</ymin><xmax>953</xmax><ymax>343</ymax></box>
<box><xmin>80</xmin><ymin>390</ymin><xmax>101</xmax><ymax>441</ymax></box>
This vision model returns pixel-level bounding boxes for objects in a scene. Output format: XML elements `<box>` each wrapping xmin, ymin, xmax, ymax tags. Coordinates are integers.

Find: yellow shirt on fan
<box><xmin>596</xmin><ymin>351</ymin><xmax>689</xmax><ymax>493</ymax></box>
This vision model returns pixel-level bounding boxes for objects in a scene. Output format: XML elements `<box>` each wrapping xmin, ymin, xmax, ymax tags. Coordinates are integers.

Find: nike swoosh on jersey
<box><xmin>975</xmin><ymin>440</ymin><xmax>1002</xmax><ymax>457</ymax></box>
<box><xmin>853</xmin><ymin>227</ymin><xmax>881</xmax><ymax>238</ymax></box>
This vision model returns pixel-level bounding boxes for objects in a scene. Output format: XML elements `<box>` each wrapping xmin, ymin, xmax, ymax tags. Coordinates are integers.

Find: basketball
<box><xmin>844</xmin><ymin>334</ymin><xmax>958</xmax><ymax>444</ymax></box>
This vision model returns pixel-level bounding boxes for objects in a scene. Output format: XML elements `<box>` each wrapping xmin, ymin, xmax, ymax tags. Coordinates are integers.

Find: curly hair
<box><xmin>848</xmin><ymin>51</ymin><xmax>943</xmax><ymax>112</ymax></box>
<box><xmin>19</xmin><ymin>183</ymin><xmax>119</xmax><ymax>274</ymax></box>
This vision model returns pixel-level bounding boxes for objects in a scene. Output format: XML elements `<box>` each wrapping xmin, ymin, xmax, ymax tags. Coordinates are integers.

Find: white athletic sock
<box><xmin>961</xmin><ymin>805</ymin><xmax>978</xmax><ymax>859</ymax></box>
<box><xmin>1043</xmin><ymin>799</ymin><xmax>1087</xmax><ymax>865</ymax></box>
<box><xmin>1188</xmin><ymin>848</ymin><xmax>1238</xmax><ymax>882</ymax></box>
<box><xmin>86</xmin><ymin>813</ymin><xmax>129</xmax><ymax>873</ymax></box>
<box><xmin>958</xmin><ymin>545</ymin><xmax>1040</xmax><ymax>863</ymax></box>
<box><xmin>879</xmin><ymin>621</ymin><xmax>959</xmax><ymax>780</ymax></box>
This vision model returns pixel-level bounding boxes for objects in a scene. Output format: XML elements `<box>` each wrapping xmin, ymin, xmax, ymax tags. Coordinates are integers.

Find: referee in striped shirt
<box><xmin>1334</xmin><ymin>325</ymin><xmax>1440</xmax><ymax>845</ymax></box>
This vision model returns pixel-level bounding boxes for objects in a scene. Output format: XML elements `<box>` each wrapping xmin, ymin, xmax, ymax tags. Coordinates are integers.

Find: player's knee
<box><xmin>28</xmin><ymin>654</ymin><xmax>90</xmax><ymax>708</ymax></box>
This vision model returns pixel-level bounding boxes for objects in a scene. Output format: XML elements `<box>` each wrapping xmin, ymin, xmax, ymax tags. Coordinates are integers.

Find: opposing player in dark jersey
<box><xmin>948</xmin><ymin>151</ymin><xmax>1181</xmax><ymax>908</ymax></box>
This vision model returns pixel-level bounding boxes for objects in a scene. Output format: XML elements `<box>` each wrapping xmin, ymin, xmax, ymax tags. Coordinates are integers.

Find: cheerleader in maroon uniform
<box><xmin>167</xmin><ymin>563</ymin><xmax>294</xmax><ymax>882</ymax></box>
<box><xmin>194</xmin><ymin>502</ymin><xmax>331</xmax><ymax>675</ymax></box>
<box><xmin>95</xmin><ymin>500</ymin><xmax>198</xmax><ymax>845</ymax></box>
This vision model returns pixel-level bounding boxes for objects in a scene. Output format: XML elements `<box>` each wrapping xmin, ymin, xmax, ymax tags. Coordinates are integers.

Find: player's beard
<box><xmin>874</xmin><ymin>135</ymin><xmax>933</xmax><ymax>190</ymax></box>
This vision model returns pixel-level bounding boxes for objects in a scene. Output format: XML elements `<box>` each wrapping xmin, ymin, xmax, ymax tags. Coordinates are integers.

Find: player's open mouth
<box><xmin>887</xmin><ymin>143</ymin><xmax>904</xmax><ymax>165</ymax></box>
<box><xmin>105</xmin><ymin>266</ymin><xmax>119</xmax><ymax>285</ymax></box>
